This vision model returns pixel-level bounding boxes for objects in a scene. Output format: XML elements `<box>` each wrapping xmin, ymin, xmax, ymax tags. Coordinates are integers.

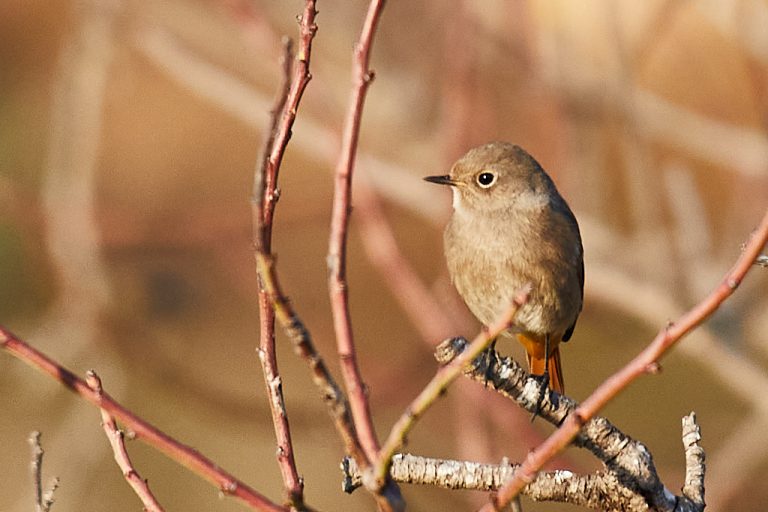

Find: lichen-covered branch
<box><xmin>29</xmin><ymin>431</ymin><xmax>59</xmax><ymax>512</ymax></box>
<box><xmin>344</xmin><ymin>413</ymin><xmax>706</xmax><ymax>511</ymax></box>
<box><xmin>344</xmin><ymin>453</ymin><xmax>650</xmax><ymax>511</ymax></box>
<box><xmin>681</xmin><ymin>413</ymin><xmax>706</xmax><ymax>509</ymax></box>
<box><xmin>436</xmin><ymin>340</ymin><xmax>670</xmax><ymax>508</ymax></box>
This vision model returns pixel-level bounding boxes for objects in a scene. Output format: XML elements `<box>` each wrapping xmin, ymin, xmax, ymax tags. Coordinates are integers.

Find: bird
<box><xmin>424</xmin><ymin>142</ymin><xmax>583</xmax><ymax>394</ymax></box>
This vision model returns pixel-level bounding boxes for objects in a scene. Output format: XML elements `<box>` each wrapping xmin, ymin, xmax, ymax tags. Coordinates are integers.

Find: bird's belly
<box><xmin>446</xmin><ymin>233</ymin><xmax>578</xmax><ymax>337</ymax></box>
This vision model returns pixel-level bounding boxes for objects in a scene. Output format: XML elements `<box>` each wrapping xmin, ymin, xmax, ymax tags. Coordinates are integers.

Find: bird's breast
<box><xmin>444</xmin><ymin>207</ymin><xmax>581</xmax><ymax>337</ymax></box>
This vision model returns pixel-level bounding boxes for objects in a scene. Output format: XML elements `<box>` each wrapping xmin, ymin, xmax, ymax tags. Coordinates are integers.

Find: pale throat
<box><xmin>451</xmin><ymin>187</ymin><xmax>463</xmax><ymax>211</ymax></box>
<box><xmin>451</xmin><ymin>187</ymin><xmax>550</xmax><ymax>215</ymax></box>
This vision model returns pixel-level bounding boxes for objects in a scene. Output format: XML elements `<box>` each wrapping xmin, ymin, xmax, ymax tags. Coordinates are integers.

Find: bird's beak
<box><xmin>423</xmin><ymin>174</ymin><xmax>456</xmax><ymax>186</ymax></box>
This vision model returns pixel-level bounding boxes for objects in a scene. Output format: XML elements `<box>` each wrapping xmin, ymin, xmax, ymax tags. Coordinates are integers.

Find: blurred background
<box><xmin>1</xmin><ymin>0</ymin><xmax>767</xmax><ymax>510</ymax></box>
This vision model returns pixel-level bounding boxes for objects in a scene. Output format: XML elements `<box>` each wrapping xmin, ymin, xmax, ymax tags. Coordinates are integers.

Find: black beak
<box><xmin>423</xmin><ymin>174</ymin><xmax>456</xmax><ymax>186</ymax></box>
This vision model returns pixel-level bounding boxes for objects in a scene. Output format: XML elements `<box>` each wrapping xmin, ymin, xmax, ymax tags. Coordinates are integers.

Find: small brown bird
<box><xmin>425</xmin><ymin>142</ymin><xmax>583</xmax><ymax>393</ymax></box>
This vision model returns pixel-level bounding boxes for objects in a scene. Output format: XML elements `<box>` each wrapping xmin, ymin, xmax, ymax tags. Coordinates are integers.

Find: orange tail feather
<box><xmin>520</xmin><ymin>335</ymin><xmax>565</xmax><ymax>393</ymax></box>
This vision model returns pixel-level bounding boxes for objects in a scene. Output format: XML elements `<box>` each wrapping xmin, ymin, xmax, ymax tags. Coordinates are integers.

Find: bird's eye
<box><xmin>476</xmin><ymin>171</ymin><xmax>496</xmax><ymax>188</ymax></box>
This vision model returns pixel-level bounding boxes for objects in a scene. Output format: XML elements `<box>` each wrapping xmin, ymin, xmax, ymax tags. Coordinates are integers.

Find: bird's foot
<box><xmin>530</xmin><ymin>371</ymin><xmax>550</xmax><ymax>422</ymax></box>
<box><xmin>482</xmin><ymin>347</ymin><xmax>496</xmax><ymax>388</ymax></box>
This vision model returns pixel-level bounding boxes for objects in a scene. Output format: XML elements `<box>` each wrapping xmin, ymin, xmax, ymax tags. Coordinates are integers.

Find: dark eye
<box><xmin>476</xmin><ymin>171</ymin><xmax>496</xmax><ymax>188</ymax></box>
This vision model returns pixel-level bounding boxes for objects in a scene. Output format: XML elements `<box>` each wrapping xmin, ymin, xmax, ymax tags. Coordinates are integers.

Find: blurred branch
<box><xmin>355</xmin><ymin>182</ymin><xmax>462</xmax><ymax>342</ymax></box>
<box><xmin>374</xmin><ymin>289</ymin><xmax>529</xmax><ymax>486</ymax></box>
<box><xmin>39</xmin><ymin>0</ymin><xmax>117</xmax><ymax>355</ymax></box>
<box><xmin>85</xmin><ymin>371</ymin><xmax>165</xmax><ymax>512</ymax></box>
<box><xmin>28</xmin><ymin>432</ymin><xmax>58</xmax><ymax>512</ymax></box>
<box><xmin>486</xmin><ymin>208</ymin><xmax>768</xmax><ymax>511</ymax></box>
<box><xmin>0</xmin><ymin>329</ymin><xmax>286</xmax><ymax>512</ymax></box>
<box><xmin>250</xmin><ymin>2</ymin><xmax>319</xmax><ymax>507</ymax></box>
<box><xmin>134</xmin><ymin>25</ymin><xmax>447</xmax><ymax>224</ymax></box>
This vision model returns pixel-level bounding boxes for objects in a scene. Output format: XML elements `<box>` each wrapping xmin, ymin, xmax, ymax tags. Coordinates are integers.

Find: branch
<box><xmin>85</xmin><ymin>371</ymin><xmax>165</xmax><ymax>512</ymax></box>
<box><xmin>437</xmin><ymin>341</ymin><xmax>706</xmax><ymax>511</ymax></box>
<box><xmin>681</xmin><ymin>413</ymin><xmax>705</xmax><ymax>508</ymax></box>
<box><xmin>250</xmin><ymin>0</ymin><xmax>369</xmax><ymax>474</ymax></box>
<box><xmin>437</xmin><ymin>340</ymin><xmax>665</xmax><ymax>501</ymax></box>
<box><xmin>327</xmin><ymin>0</ymin><xmax>387</xmax><ymax>466</ymax></box>
<box><xmin>326</xmin><ymin>3</ymin><xmax>406</xmax><ymax>510</ymax></box>
<box><xmin>486</xmin><ymin>208</ymin><xmax>768</xmax><ymax>511</ymax></box>
<box><xmin>28</xmin><ymin>431</ymin><xmax>59</xmax><ymax>512</ymax></box>
<box><xmin>256</xmin><ymin>0</ymin><xmax>318</xmax><ymax>246</ymax></box>
<box><xmin>343</xmin><ymin>453</ymin><xmax>650</xmax><ymax>511</ymax></box>
<box><xmin>251</xmin><ymin>17</ymin><xmax>307</xmax><ymax>507</ymax></box>
<box><xmin>374</xmin><ymin>289</ymin><xmax>530</xmax><ymax>485</ymax></box>
<box><xmin>1</xmin><ymin>329</ymin><xmax>286</xmax><ymax>512</ymax></box>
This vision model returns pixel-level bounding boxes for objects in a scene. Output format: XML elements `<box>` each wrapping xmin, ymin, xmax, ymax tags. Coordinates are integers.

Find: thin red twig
<box><xmin>250</xmin><ymin>0</ymin><xmax>369</xmax><ymax>477</ymax></box>
<box><xmin>327</xmin><ymin>0</ymin><xmax>387</xmax><ymax>464</ymax></box>
<box><xmin>251</xmin><ymin>3</ymin><xmax>317</xmax><ymax>507</ymax></box>
<box><xmin>260</xmin><ymin>1</ymin><xmax>317</xmax><ymax>244</ymax></box>
<box><xmin>253</xmin><ymin>37</ymin><xmax>303</xmax><ymax>510</ymax></box>
<box><xmin>0</xmin><ymin>330</ymin><xmax>286</xmax><ymax>512</ymax></box>
<box><xmin>86</xmin><ymin>370</ymin><xmax>165</xmax><ymax>512</ymax></box>
<box><xmin>484</xmin><ymin>207</ymin><xmax>768</xmax><ymax>511</ymax></box>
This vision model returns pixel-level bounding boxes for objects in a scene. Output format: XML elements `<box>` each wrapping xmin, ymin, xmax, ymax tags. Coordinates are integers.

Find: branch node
<box><xmin>645</xmin><ymin>362</ymin><xmax>662</xmax><ymax>374</ymax></box>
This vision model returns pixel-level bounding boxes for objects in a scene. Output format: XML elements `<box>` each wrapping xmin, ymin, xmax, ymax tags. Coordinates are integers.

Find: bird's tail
<box><xmin>521</xmin><ymin>335</ymin><xmax>564</xmax><ymax>393</ymax></box>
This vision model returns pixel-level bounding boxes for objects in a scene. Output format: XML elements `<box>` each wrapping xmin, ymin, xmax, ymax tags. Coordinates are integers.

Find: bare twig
<box><xmin>29</xmin><ymin>431</ymin><xmax>59</xmax><ymax>512</ymax></box>
<box><xmin>249</xmin><ymin>0</ymin><xmax>368</xmax><ymax>479</ymax></box>
<box><xmin>254</xmin><ymin>253</ymin><xmax>366</xmax><ymax>466</ymax></box>
<box><xmin>374</xmin><ymin>289</ymin><xmax>529</xmax><ymax>487</ymax></box>
<box><xmin>85</xmin><ymin>371</ymin><xmax>165</xmax><ymax>512</ymax></box>
<box><xmin>252</xmin><ymin>34</ymin><xmax>305</xmax><ymax>510</ymax></box>
<box><xmin>327</xmin><ymin>0</ymin><xmax>387</xmax><ymax>464</ymax></box>
<box><xmin>486</xmin><ymin>209</ymin><xmax>768</xmax><ymax>511</ymax></box>
<box><xmin>326</xmin><ymin>3</ymin><xmax>408</xmax><ymax>510</ymax></box>
<box><xmin>1</xmin><ymin>329</ymin><xmax>286</xmax><ymax>512</ymax></box>
<box><xmin>258</xmin><ymin>0</ymin><xmax>318</xmax><ymax>244</ymax></box>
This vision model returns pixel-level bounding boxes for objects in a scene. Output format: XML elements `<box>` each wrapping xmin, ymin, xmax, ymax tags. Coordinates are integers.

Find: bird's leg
<box><xmin>530</xmin><ymin>334</ymin><xmax>550</xmax><ymax>421</ymax></box>
<box><xmin>483</xmin><ymin>338</ymin><xmax>497</xmax><ymax>386</ymax></box>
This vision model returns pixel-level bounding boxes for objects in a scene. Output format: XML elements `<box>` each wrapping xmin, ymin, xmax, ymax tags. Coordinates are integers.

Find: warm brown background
<box><xmin>1</xmin><ymin>1</ymin><xmax>767</xmax><ymax>511</ymax></box>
